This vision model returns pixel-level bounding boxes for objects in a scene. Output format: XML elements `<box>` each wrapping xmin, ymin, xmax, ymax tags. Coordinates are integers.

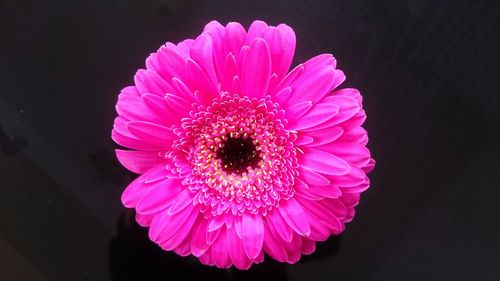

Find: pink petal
<box><xmin>272</xmin><ymin>64</ymin><xmax>304</xmax><ymax>98</ymax></box>
<box><xmin>268</xmin><ymin>24</ymin><xmax>296</xmax><ymax>80</ymax></box>
<box><xmin>135</xmin><ymin>213</ymin><xmax>154</xmax><ymax>227</ymax></box>
<box><xmin>303</xmin><ymin>54</ymin><xmax>337</xmax><ymax>70</ymax></box>
<box><xmin>297</xmin><ymin>182</ymin><xmax>342</xmax><ymax>200</ymax></box>
<box><xmin>321</xmin><ymin>95</ymin><xmax>360</xmax><ymax>125</ymax></box>
<box><xmin>170</xmin><ymin>77</ymin><xmax>196</xmax><ymax>103</ymax></box>
<box><xmin>145</xmin><ymin>52</ymin><xmax>163</xmax><ymax>79</ymax></box>
<box><xmin>154</xmin><ymin>45</ymin><xmax>187</xmax><ymax>81</ymax></box>
<box><xmin>233</xmin><ymin>215</ymin><xmax>242</xmax><ymax>238</ymax></box>
<box><xmin>262</xmin><ymin>27</ymin><xmax>288</xmax><ymax>74</ymax></box>
<box><xmin>173</xmin><ymin>234</ymin><xmax>192</xmax><ymax>257</ymax></box>
<box><xmin>341</xmin><ymin>178</ymin><xmax>370</xmax><ymax>194</ymax></box>
<box><xmin>286</xmin><ymin>102</ymin><xmax>339</xmax><ymax>131</ymax></box>
<box><xmin>202</xmin><ymin>21</ymin><xmax>226</xmax><ymax>81</ymax></box>
<box><xmin>297</xmin><ymin>197</ymin><xmax>342</xmax><ymax>232</ymax></box>
<box><xmin>227</xmin><ymin>228</ymin><xmax>252</xmax><ymax>270</ymax></box>
<box><xmin>331</xmin><ymin>165</ymin><xmax>366</xmax><ymax>188</ymax></box>
<box><xmin>294</xmin><ymin>178</ymin><xmax>324</xmax><ymax>200</ymax></box>
<box><xmin>241</xmin><ymin>213</ymin><xmax>264</xmax><ymax>259</ymax></box>
<box><xmin>185</xmin><ymin>58</ymin><xmax>218</xmax><ymax>103</ymax></box>
<box><xmin>111</xmin><ymin>131</ymin><xmax>157</xmax><ymax>152</ymax></box>
<box><xmin>176</xmin><ymin>39</ymin><xmax>194</xmax><ymax>56</ymax></box>
<box><xmin>121</xmin><ymin>164</ymin><xmax>169</xmax><ymax>208</ymax></box>
<box><xmin>126</xmin><ymin>121</ymin><xmax>176</xmax><ymax>147</ymax></box>
<box><xmin>283</xmin><ymin>233</ymin><xmax>302</xmax><ymax>264</ymax></box>
<box><xmin>302</xmin><ymin>126</ymin><xmax>344</xmax><ymax>147</ymax></box>
<box><xmin>116</xmin><ymin>86</ymin><xmax>164</xmax><ymax>122</ymax></box>
<box><xmin>115</xmin><ymin>149</ymin><xmax>163</xmax><ymax>174</ymax></box>
<box><xmin>221</xmin><ymin>53</ymin><xmax>238</xmax><ymax>92</ymax></box>
<box><xmin>300</xmin><ymin>147</ymin><xmax>351</xmax><ymax>176</ymax></box>
<box><xmin>135</xmin><ymin>178</ymin><xmax>183</xmax><ymax>215</ymax></box>
<box><xmin>120</xmin><ymin>85</ymin><xmax>140</xmax><ymax>97</ymax></box>
<box><xmin>295</xmin><ymin>188</ymin><xmax>324</xmax><ymax>201</ymax></box>
<box><xmin>208</xmin><ymin>215</ymin><xmax>226</xmax><ymax>232</ymax></box>
<box><xmin>334</xmin><ymin>88</ymin><xmax>363</xmax><ymax>106</ymax></box>
<box><xmin>199</xmin><ymin>248</ymin><xmax>214</xmax><ymax>266</ymax></box>
<box><xmin>164</xmin><ymin>93</ymin><xmax>191</xmax><ymax>115</ymax></box>
<box><xmin>338</xmin><ymin>126</ymin><xmax>368</xmax><ymax>145</ymax></box>
<box><xmin>298</xmin><ymin>166</ymin><xmax>331</xmax><ymax>186</ymax></box>
<box><xmin>246</xmin><ymin>20</ymin><xmax>269</xmax><ymax>44</ymax></box>
<box><xmin>272</xmin><ymin>86</ymin><xmax>292</xmax><ymax>105</ymax></box>
<box><xmin>278</xmin><ymin>198</ymin><xmax>311</xmax><ymax>236</ymax></box>
<box><xmin>225</xmin><ymin>214</ymin><xmax>233</xmax><ymax>228</ymax></box>
<box><xmin>285</xmin><ymin>101</ymin><xmax>312</xmax><ymax>122</ymax></box>
<box><xmin>206</xmin><ymin>226</ymin><xmax>222</xmax><ymax>246</ymax></box>
<box><xmin>134</xmin><ymin>69</ymin><xmax>170</xmax><ymax>96</ymax></box>
<box><xmin>341</xmin><ymin>193</ymin><xmax>360</xmax><ymax>206</ymax></box>
<box><xmin>301</xmin><ymin>238</ymin><xmax>316</xmax><ymax>255</ymax></box>
<box><xmin>311</xmin><ymin>185</ymin><xmax>342</xmax><ymax>198</ymax></box>
<box><xmin>297</xmin><ymin>207</ymin><xmax>331</xmax><ymax>241</ymax></box>
<box><xmin>285</xmin><ymin>66</ymin><xmax>337</xmax><ymax>106</ymax></box>
<box><xmin>303</xmin><ymin>111</ymin><xmax>360</xmax><ymax>132</ymax></box>
<box><xmin>320</xmin><ymin>198</ymin><xmax>349</xmax><ymax>220</ymax></box>
<box><xmin>149</xmin><ymin>201</ymin><xmax>195</xmax><ymax>243</ymax></box>
<box><xmin>115</xmin><ymin>98</ymin><xmax>159</xmax><ymax>125</ymax></box>
<box><xmin>268</xmin><ymin>71</ymin><xmax>280</xmax><ymax>93</ymax></box>
<box><xmin>363</xmin><ymin>158</ymin><xmax>376</xmax><ymax>173</ymax></box>
<box><xmin>319</xmin><ymin>142</ymin><xmax>371</xmax><ymax>167</ymax></box>
<box><xmin>332</xmin><ymin>69</ymin><xmax>346</xmax><ymax>90</ymax></box>
<box><xmin>113</xmin><ymin>117</ymin><xmax>164</xmax><ymax>151</ymax></box>
<box><xmin>116</xmin><ymin>94</ymin><xmax>139</xmax><ymax>108</ymax></box>
<box><xmin>279</xmin><ymin>54</ymin><xmax>345</xmax><ymax>106</ymax></box>
<box><xmin>274</xmin><ymin>24</ymin><xmax>296</xmax><ymax>79</ymax></box>
<box><xmin>335</xmin><ymin>111</ymin><xmax>367</xmax><ymax>132</ymax></box>
<box><xmin>224</xmin><ymin>22</ymin><xmax>246</xmax><ymax>60</ymax></box>
<box><xmin>141</xmin><ymin>94</ymin><xmax>181</xmax><ymax>126</ymax></box>
<box><xmin>190</xmin><ymin>217</ymin><xmax>210</xmax><ymax>257</ymax></box>
<box><xmin>160</xmin><ymin>207</ymin><xmax>199</xmax><ymax>250</ymax></box>
<box><xmin>189</xmin><ymin>33</ymin><xmax>218</xmax><ymax>89</ymax></box>
<box><xmin>241</xmin><ymin>38</ymin><xmax>271</xmax><ymax>99</ymax></box>
<box><xmin>211</xmin><ymin>228</ymin><xmax>232</xmax><ymax>268</ymax></box>
<box><xmin>265</xmin><ymin>209</ymin><xmax>293</xmax><ymax>242</ymax></box>
<box><xmin>168</xmin><ymin>188</ymin><xmax>194</xmax><ymax>215</ymax></box>
<box><xmin>294</xmin><ymin>134</ymin><xmax>314</xmax><ymax>146</ymax></box>
<box><xmin>254</xmin><ymin>250</ymin><xmax>265</xmax><ymax>263</ymax></box>
<box><xmin>263</xmin><ymin>223</ymin><xmax>288</xmax><ymax>262</ymax></box>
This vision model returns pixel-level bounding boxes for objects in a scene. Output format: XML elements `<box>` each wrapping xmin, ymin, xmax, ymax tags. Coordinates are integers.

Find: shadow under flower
<box><xmin>109</xmin><ymin>209</ymin><xmax>292</xmax><ymax>281</ymax></box>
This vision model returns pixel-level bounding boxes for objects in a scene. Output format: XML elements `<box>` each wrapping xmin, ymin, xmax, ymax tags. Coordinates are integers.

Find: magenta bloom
<box><xmin>112</xmin><ymin>20</ymin><xmax>374</xmax><ymax>269</ymax></box>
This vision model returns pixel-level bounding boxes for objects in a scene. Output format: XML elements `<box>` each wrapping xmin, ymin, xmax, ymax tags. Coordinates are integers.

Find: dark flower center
<box><xmin>216</xmin><ymin>134</ymin><xmax>260</xmax><ymax>174</ymax></box>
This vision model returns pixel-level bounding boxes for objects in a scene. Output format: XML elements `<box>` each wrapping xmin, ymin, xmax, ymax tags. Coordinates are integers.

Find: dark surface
<box><xmin>1</xmin><ymin>0</ymin><xmax>499</xmax><ymax>280</ymax></box>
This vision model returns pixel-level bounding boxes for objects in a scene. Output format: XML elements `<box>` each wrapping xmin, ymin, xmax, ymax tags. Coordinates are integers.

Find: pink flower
<box><xmin>112</xmin><ymin>20</ymin><xmax>374</xmax><ymax>269</ymax></box>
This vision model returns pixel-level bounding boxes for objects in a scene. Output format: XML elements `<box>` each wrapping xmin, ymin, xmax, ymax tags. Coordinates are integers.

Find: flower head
<box><xmin>112</xmin><ymin>20</ymin><xmax>375</xmax><ymax>269</ymax></box>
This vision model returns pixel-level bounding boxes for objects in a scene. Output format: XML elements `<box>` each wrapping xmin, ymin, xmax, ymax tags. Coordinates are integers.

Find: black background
<box><xmin>1</xmin><ymin>0</ymin><xmax>499</xmax><ymax>280</ymax></box>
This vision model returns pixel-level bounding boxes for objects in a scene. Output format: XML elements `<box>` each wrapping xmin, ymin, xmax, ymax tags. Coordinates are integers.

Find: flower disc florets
<box><xmin>174</xmin><ymin>93</ymin><xmax>298</xmax><ymax>216</ymax></box>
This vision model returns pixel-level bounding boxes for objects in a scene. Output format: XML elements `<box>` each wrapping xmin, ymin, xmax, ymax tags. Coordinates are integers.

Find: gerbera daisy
<box><xmin>112</xmin><ymin>20</ymin><xmax>374</xmax><ymax>269</ymax></box>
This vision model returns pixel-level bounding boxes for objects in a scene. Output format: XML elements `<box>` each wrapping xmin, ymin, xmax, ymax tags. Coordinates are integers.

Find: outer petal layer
<box><xmin>113</xmin><ymin>20</ymin><xmax>374</xmax><ymax>270</ymax></box>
